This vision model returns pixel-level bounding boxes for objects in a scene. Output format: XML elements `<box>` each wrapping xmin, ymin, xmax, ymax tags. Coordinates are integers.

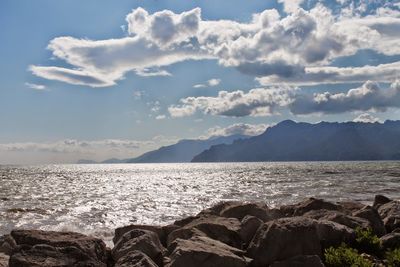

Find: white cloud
<box><xmin>257</xmin><ymin>62</ymin><xmax>400</xmax><ymax>86</ymax></box>
<box><xmin>169</xmin><ymin>86</ymin><xmax>296</xmax><ymax>117</ymax></box>
<box><xmin>204</xmin><ymin>123</ymin><xmax>269</xmax><ymax>138</ymax></box>
<box><xmin>193</xmin><ymin>78</ymin><xmax>221</xmax><ymax>88</ymax></box>
<box><xmin>25</xmin><ymin>82</ymin><xmax>46</xmax><ymax>90</ymax></box>
<box><xmin>155</xmin><ymin>115</ymin><xmax>166</xmax><ymax>120</ymax></box>
<box><xmin>135</xmin><ymin>68</ymin><xmax>172</xmax><ymax>77</ymax></box>
<box><xmin>278</xmin><ymin>0</ymin><xmax>305</xmax><ymax>13</ymax></box>
<box><xmin>290</xmin><ymin>80</ymin><xmax>400</xmax><ymax>114</ymax></box>
<box><xmin>353</xmin><ymin>113</ymin><xmax>381</xmax><ymax>123</ymax></box>
<box><xmin>30</xmin><ymin>5</ymin><xmax>400</xmax><ymax>87</ymax></box>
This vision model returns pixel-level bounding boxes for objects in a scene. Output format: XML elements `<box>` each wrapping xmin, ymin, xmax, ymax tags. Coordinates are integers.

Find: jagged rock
<box><xmin>112</xmin><ymin>229</ymin><xmax>164</xmax><ymax>266</ymax></box>
<box><xmin>166</xmin><ymin>227</ymin><xmax>206</xmax><ymax>248</ymax></box>
<box><xmin>166</xmin><ymin>235</ymin><xmax>251</xmax><ymax>267</ymax></box>
<box><xmin>197</xmin><ymin>201</ymin><xmax>241</xmax><ymax>217</ymax></box>
<box><xmin>315</xmin><ymin>220</ymin><xmax>355</xmax><ymax>249</ymax></box>
<box><xmin>114</xmin><ymin>225</ymin><xmax>167</xmax><ymax>246</ymax></box>
<box><xmin>380</xmin><ymin>232</ymin><xmax>400</xmax><ymax>250</ymax></box>
<box><xmin>337</xmin><ymin>201</ymin><xmax>366</xmax><ymax>214</ymax></box>
<box><xmin>373</xmin><ymin>195</ymin><xmax>392</xmax><ymax>209</ymax></box>
<box><xmin>378</xmin><ymin>200</ymin><xmax>400</xmax><ymax>232</ymax></box>
<box><xmin>270</xmin><ymin>255</ymin><xmax>325</xmax><ymax>267</ymax></box>
<box><xmin>220</xmin><ymin>202</ymin><xmax>275</xmax><ymax>221</ymax></box>
<box><xmin>239</xmin><ymin>215</ymin><xmax>263</xmax><ymax>246</ymax></box>
<box><xmin>353</xmin><ymin>206</ymin><xmax>386</xmax><ymax>236</ymax></box>
<box><xmin>303</xmin><ymin>209</ymin><xmax>371</xmax><ymax>230</ymax></box>
<box><xmin>247</xmin><ymin>217</ymin><xmax>322</xmax><ymax>267</ymax></box>
<box><xmin>9</xmin><ymin>244</ymin><xmax>107</xmax><ymax>267</ymax></box>
<box><xmin>10</xmin><ymin>230</ymin><xmax>108</xmax><ymax>264</ymax></box>
<box><xmin>114</xmin><ymin>250</ymin><xmax>158</xmax><ymax>267</ymax></box>
<box><xmin>0</xmin><ymin>235</ymin><xmax>16</xmax><ymax>255</ymax></box>
<box><xmin>280</xmin><ymin>198</ymin><xmax>341</xmax><ymax>217</ymax></box>
<box><xmin>173</xmin><ymin>215</ymin><xmax>243</xmax><ymax>248</ymax></box>
<box><xmin>0</xmin><ymin>253</ymin><xmax>8</xmax><ymax>267</ymax></box>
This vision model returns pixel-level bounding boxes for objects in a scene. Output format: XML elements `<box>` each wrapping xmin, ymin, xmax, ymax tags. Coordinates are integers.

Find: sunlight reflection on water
<box><xmin>0</xmin><ymin>162</ymin><xmax>399</xmax><ymax>244</ymax></box>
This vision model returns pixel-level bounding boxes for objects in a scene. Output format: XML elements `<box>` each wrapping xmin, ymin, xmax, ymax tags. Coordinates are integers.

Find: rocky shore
<box><xmin>1</xmin><ymin>195</ymin><xmax>399</xmax><ymax>267</ymax></box>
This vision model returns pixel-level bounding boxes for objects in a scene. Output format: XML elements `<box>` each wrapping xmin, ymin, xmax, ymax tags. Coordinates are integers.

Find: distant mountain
<box><xmin>192</xmin><ymin>120</ymin><xmax>400</xmax><ymax>162</ymax></box>
<box><xmin>126</xmin><ymin>134</ymin><xmax>249</xmax><ymax>163</ymax></box>
<box><xmin>76</xmin><ymin>159</ymin><xmax>98</xmax><ymax>164</ymax></box>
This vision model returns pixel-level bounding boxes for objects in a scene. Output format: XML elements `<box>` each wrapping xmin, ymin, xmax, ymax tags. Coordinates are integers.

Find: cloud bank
<box><xmin>30</xmin><ymin>3</ymin><xmax>400</xmax><ymax>87</ymax></box>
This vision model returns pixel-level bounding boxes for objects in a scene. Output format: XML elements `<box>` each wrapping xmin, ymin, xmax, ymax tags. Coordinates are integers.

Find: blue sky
<box><xmin>0</xmin><ymin>0</ymin><xmax>400</xmax><ymax>163</ymax></box>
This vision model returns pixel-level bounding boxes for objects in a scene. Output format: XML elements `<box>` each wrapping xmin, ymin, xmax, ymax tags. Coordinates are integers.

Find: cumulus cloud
<box><xmin>25</xmin><ymin>82</ymin><xmax>46</xmax><ymax>90</ymax></box>
<box><xmin>30</xmin><ymin>4</ymin><xmax>400</xmax><ymax>87</ymax></box>
<box><xmin>290</xmin><ymin>80</ymin><xmax>400</xmax><ymax>114</ymax></box>
<box><xmin>204</xmin><ymin>123</ymin><xmax>269</xmax><ymax>138</ymax></box>
<box><xmin>168</xmin><ymin>87</ymin><xmax>296</xmax><ymax>117</ymax></box>
<box><xmin>353</xmin><ymin>113</ymin><xmax>381</xmax><ymax>123</ymax></box>
<box><xmin>193</xmin><ymin>78</ymin><xmax>221</xmax><ymax>88</ymax></box>
<box><xmin>257</xmin><ymin>62</ymin><xmax>400</xmax><ymax>86</ymax></box>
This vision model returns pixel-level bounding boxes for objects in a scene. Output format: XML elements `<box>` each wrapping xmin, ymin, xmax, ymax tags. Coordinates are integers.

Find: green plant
<box><xmin>355</xmin><ymin>227</ymin><xmax>382</xmax><ymax>256</ymax></box>
<box><xmin>324</xmin><ymin>243</ymin><xmax>373</xmax><ymax>267</ymax></box>
<box><xmin>386</xmin><ymin>248</ymin><xmax>400</xmax><ymax>267</ymax></box>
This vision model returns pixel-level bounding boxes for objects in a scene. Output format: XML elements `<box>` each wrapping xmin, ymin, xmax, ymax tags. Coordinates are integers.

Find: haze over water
<box><xmin>1</xmin><ymin>162</ymin><xmax>399</xmax><ymax>245</ymax></box>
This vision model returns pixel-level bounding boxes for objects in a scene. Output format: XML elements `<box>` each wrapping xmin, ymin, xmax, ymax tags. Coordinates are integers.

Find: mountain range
<box><xmin>77</xmin><ymin>134</ymin><xmax>248</xmax><ymax>164</ymax></box>
<box><xmin>192</xmin><ymin>120</ymin><xmax>400</xmax><ymax>162</ymax></box>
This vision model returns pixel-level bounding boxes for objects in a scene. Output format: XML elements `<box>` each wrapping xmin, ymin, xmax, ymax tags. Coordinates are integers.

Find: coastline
<box><xmin>1</xmin><ymin>195</ymin><xmax>399</xmax><ymax>267</ymax></box>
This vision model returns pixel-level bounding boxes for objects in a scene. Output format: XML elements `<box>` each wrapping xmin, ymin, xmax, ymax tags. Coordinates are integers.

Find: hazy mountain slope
<box><xmin>126</xmin><ymin>134</ymin><xmax>248</xmax><ymax>163</ymax></box>
<box><xmin>192</xmin><ymin>120</ymin><xmax>400</xmax><ymax>162</ymax></box>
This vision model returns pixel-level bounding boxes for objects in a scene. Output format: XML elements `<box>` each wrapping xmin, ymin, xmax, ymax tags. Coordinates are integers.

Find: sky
<box><xmin>0</xmin><ymin>0</ymin><xmax>400</xmax><ymax>164</ymax></box>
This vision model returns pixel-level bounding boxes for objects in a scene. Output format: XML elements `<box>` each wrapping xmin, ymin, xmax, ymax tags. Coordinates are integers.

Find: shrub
<box><xmin>386</xmin><ymin>248</ymin><xmax>400</xmax><ymax>267</ymax></box>
<box><xmin>355</xmin><ymin>227</ymin><xmax>382</xmax><ymax>256</ymax></box>
<box><xmin>324</xmin><ymin>243</ymin><xmax>373</xmax><ymax>267</ymax></box>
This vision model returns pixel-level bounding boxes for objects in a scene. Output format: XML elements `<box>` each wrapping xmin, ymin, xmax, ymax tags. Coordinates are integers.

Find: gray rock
<box><xmin>378</xmin><ymin>200</ymin><xmax>400</xmax><ymax>232</ymax></box>
<box><xmin>303</xmin><ymin>209</ymin><xmax>371</xmax><ymax>230</ymax></box>
<box><xmin>0</xmin><ymin>235</ymin><xmax>16</xmax><ymax>255</ymax></box>
<box><xmin>10</xmin><ymin>230</ymin><xmax>108</xmax><ymax>265</ymax></box>
<box><xmin>280</xmin><ymin>198</ymin><xmax>341</xmax><ymax>217</ymax></box>
<box><xmin>112</xmin><ymin>229</ymin><xmax>164</xmax><ymax>266</ymax></box>
<box><xmin>337</xmin><ymin>201</ymin><xmax>366</xmax><ymax>214</ymax></box>
<box><xmin>0</xmin><ymin>253</ymin><xmax>8</xmax><ymax>267</ymax></box>
<box><xmin>315</xmin><ymin>219</ymin><xmax>355</xmax><ymax>249</ymax></box>
<box><xmin>173</xmin><ymin>215</ymin><xmax>243</xmax><ymax>248</ymax></box>
<box><xmin>373</xmin><ymin>195</ymin><xmax>392</xmax><ymax>209</ymax></box>
<box><xmin>9</xmin><ymin>244</ymin><xmax>107</xmax><ymax>267</ymax></box>
<box><xmin>220</xmin><ymin>202</ymin><xmax>274</xmax><ymax>222</ymax></box>
<box><xmin>166</xmin><ymin>227</ymin><xmax>206</xmax><ymax>247</ymax></box>
<box><xmin>114</xmin><ymin>224</ymin><xmax>171</xmax><ymax>246</ymax></box>
<box><xmin>270</xmin><ymin>255</ymin><xmax>325</xmax><ymax>267</ymax></box>
<box><xmin>239</xmin><ymin>215</ymin><xmax>263</xmax><ymax>246</ymax></box>
<box><xmin>247</xmin><ymin>217</ymin><xmax>322</xmax><ymax>267</ymax></box>
<box><xmin>352</xmin><ymin>206</ymin><xmax>386</xmax><ymax>236</ymax></box>
<box><xmin>380</xmin><ymin>232</ymin><xmax>400</xmax><ymax>250</ymax></box>
<box><xmin>114</xmin><ymin>250</ymin><xmax>158</xmax><ymax>267</ymax></box>
<box><xmin>167</xmin><ymin>235</ymin><xmax>251</xmax><ymax>267</ymax></box>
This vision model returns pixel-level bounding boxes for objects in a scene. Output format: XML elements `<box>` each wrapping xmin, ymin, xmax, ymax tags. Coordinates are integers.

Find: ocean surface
<box><xmin>1</xmin><ymin>162</ymin><xmax>399</xmax><ymax>245</ymax></box>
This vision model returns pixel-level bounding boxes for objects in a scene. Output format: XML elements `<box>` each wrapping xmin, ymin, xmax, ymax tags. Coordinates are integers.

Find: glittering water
<box><xmin>1</xmin><ymin>162</ymin><xmax>399</xmax><ymax>244</ymax></box>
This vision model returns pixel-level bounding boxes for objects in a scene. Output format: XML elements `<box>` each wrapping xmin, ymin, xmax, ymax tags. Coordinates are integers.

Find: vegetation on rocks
<box><xmin>324</xmin><ymin>243</ymin><xmax>373</xmax><ymax>267</ymax></box>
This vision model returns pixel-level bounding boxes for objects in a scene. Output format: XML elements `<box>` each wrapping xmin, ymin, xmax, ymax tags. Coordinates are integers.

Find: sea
<box><xmin>1</xmin><ymin>161</ymin><xmax>399</xmax><ymax>246</ymax></box>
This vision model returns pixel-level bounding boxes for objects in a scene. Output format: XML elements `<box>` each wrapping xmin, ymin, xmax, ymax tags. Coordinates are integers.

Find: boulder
<box><xmin>0</xmin><ymin>235</ymin><xmax>16</xmax><ymax>255</ymax></box>
<box><xmin>114</xmin><ymin>225</ymin><xmax>168</xmax><ymax>246</ymax></box>
<box><xmin>166</xmin><ymin>227</ymin><xmax>206</xmax><ymax>248</ymax></box>
<box><xmin>247</xmin><ymin>217</ymin><xmax>322</xmax><ymax>267</ymax></box>
<box><xmin>239</xmin><ymin>215</ymin><xmax>263</xmax><ymax>246</ymax></box>
<box><xmin>114</xmin><ymin>250</ymin><xmax>158</xmax><ymax>267</ymax></box>
<box><xmin>314</xmin><ymin>220</ymin><xmax>355</xmax><ymax>249</ymax></box>
<box><xmin>166</xmin><ymin>235</ymin><xmax>251</xmax><ymax>267</ymax></box>
<box><xmin>352</xmin><ymin>206</ymin><xmax>386</xmax><ymax>236</ymax></box>
<box><xmin>380</xmin><ymin>232</ymin><xmax>400</xmax><ymax>250</ymax></box>
<box><xmin>197</xmin><ymin>201</ymin><xmax>241</xmax><ymax>217</ymax></box>
<box><xmin>270</xmin><ymin>255</ymin><xmax>325</xmax><ymax>267</ymax></box>
<box><xmin>173</xmin><ymin>215</ymin><xmax>243</xmax><ymax>249</ymax></box>
<box><xmin>280</xmin><ymin>198</ymin><xmax>341</xmax><ymax>217</ymax></box>
<box><xmin>112</xmin><ymin>229</ymin><xmax>164</xmax><ymax>266</ymax></box>
<box><xmin>0</xmin><ymin>253</ymin><xmax>8</xmax><ymax>267</ymax></box>
<box><xmin>303</xmin><ymin>209</ymin><xmax>370</xmax><ymax>230</ymax></box>
<box><xmin>220</xmin><ymin>202</ymin><xmax>275</xmax><ymax>222</ymax></box>
<box><xmin>9</xmin><ymin>244</ymin><xmax>107</xmax><ymax>267</ymax></box>
<box><xmin>373</xmin><ymin>195</ymin><xmax>392</xmax><ymax>209</ymax></box>
<box><xmin>337</xmin><ymin>201</ymin><xmax>366</xmax><ymax>214</ymax></box>
<box><xmin>10</xmin><ymin>230</ymin><xmax>108</xmax><ymax>264</ymax></box>
<box><xmin>378</xmin><ymin>201</ymin><xmax>400</xmax><ymax>232</ymax></box>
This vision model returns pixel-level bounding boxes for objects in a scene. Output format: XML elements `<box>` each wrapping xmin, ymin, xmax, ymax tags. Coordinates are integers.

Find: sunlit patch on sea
<box><xmin>1</xmin><ymin>162</ymin><xmax>399</xmax><ymax>245</ymax></box>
